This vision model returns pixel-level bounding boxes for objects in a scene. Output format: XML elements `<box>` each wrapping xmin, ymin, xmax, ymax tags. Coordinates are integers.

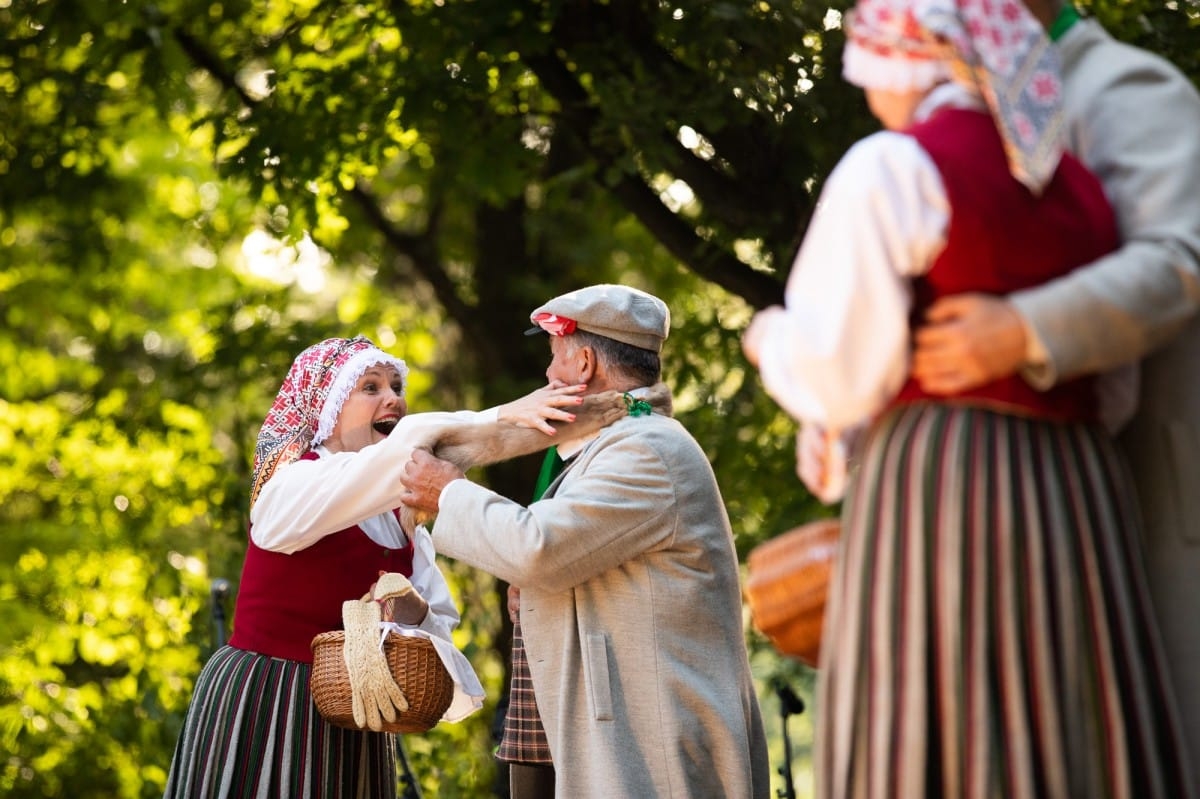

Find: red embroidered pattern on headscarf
<box><xmin>843</xmin><ymin>0</ymin><xmax>1064</xmax><ymax>193</ymax></box>
<box><xmin>249</xmin><ymin>336</ymin><xmax>408</xmax><ymax>509</ymax></box>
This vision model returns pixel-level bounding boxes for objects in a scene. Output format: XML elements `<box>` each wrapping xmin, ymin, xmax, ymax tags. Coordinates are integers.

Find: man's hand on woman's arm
<box><xmin>400</xmin><ymin>448</ymin><xmax>464</xmax><ymax>515</ymax></box>
<box><xmin>912</xmin><ymin>293</ymin><xmax>1030</xmax><ymax>394</ymax></box>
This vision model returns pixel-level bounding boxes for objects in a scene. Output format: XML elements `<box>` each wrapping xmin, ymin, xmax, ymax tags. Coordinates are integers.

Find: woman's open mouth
<box><xmin>373</xmin><ymin>418</ymin><xmax>399</xmax><ymax>435</ymax></box>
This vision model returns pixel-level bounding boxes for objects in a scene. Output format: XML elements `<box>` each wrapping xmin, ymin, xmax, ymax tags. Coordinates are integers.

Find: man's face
<box><xmin>545</xmin><ymin>335</ymin><xmax>588</xmax><ymax>387</ymax></box>
<box><xmin>1021</xmin><ymin>0</ymin><xmax>1057</xmax><ymax>28</ymax></box>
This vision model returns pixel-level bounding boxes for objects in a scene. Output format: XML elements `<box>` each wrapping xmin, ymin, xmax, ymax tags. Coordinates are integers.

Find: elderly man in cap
<box><xmin>401</xmin><ymin>284</ymin><xmax>770</xmax><ymax>799</ymax></box>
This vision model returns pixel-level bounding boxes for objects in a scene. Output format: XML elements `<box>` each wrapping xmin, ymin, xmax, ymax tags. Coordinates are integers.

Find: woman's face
<box><xmin>865</xmin><ymin>86</ymin><xmax>926</xmax><ymax>131</ymax></box>
<box><xmin>324</xmin><ymin>364</ymin><xmax>407</xmax><ymax>453</ymax></box>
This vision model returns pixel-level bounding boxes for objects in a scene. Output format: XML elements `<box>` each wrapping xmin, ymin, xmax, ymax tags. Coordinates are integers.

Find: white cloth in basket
<box><xmin>378</xmin><ymin>622</ymin><xmax>485</xmax><ymax>723</ymax></box>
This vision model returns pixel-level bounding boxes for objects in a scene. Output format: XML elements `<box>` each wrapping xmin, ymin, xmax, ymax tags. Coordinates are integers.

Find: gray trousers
<box><xmin>508</xmin><ymin>763</ymin><xmax>555</xmax><ymax>799</ymax></box>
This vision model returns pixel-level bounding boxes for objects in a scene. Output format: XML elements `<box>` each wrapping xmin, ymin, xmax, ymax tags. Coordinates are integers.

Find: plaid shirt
<box><xmin>496</xmin><ymin>621</ymin><xmax>553</xmax><ymax>764</ymax></box>
<box><xmin>497</xmin><ymin>447</ymin><xmax>563</xmax><ymax>765</ymax></box>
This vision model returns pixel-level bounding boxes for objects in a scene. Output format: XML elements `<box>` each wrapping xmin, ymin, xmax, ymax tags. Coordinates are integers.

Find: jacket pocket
<box><xmin>584</xmin><ymin>633</ymin><xmax>614</xmax><ymax>721</ymax></box>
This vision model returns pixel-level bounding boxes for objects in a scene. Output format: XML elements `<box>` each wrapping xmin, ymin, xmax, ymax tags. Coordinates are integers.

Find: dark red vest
<box><xmin>893</xmin><ymin>108</ymin><xmax>1119</xmax><ymax>422</ymax></box>
<box><xmin>228</xmin><ymin>451</ymin><xmax>415</xmax><ymax>662</ymax></box>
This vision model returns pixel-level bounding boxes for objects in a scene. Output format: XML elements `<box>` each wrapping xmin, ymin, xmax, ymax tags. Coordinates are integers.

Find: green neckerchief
<box><xmin>534</xmin><ymin>392</ymin><xmax>653</xmax><ymax>500</ymax></box>
<box><xmin>532</xmin><ymin>446</ymin><xmax>564</xmax><ymax>501</ymax></box>
<box><xmin>622</xmin><ymin>392</ymin><xmax>653</xmax><ymax>417</ymax></box>
<box><xmin>1048</xmin><ymin>4</ymin><xmax>1081</xmax><ymax>41</ymax></box>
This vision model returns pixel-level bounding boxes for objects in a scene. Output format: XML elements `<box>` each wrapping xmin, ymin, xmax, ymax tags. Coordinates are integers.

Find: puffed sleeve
<box><xmin>753</xmin><ymin>131</ymin><xmax>948</xmax><ymax>430</ymax></box>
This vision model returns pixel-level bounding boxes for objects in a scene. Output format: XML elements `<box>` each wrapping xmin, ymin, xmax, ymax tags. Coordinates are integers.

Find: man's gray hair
<box><xmin>568</xmin><ymin>329</ymin><xmax>661</xmax><ymax>386</ymax></box>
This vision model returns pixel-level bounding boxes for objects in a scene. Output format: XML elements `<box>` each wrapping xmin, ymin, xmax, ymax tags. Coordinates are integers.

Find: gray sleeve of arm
<box><xmin>1012</xmin><ymin>48</ymin><xmax>1200</xmax><ymax>386</ymax></box>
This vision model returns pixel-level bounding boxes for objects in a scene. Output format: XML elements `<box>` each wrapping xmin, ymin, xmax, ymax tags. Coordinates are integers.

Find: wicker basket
<box><xmin>744</xmin><ymin>518</ymin><xmax>840</xmax><ymax>668</ymax></box>
<box><xmin>310</xmin><ymin>630</ymin><xmax>455</xmax><ymax>734</ymax></box>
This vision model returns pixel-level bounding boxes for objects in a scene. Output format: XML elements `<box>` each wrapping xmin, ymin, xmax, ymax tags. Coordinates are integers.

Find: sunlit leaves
<box><xmin>0</xmin><ymin>544</ymin><xmax>207</xmax><ymax>798</ymax></box>
<box><xmin>6</xmin><ymin>1</ymin><xmax>1200</xmax><ymax>796</ymax></box>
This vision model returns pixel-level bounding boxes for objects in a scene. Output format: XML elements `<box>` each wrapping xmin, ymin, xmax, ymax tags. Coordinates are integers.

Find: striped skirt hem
<box><xmin>815</xmin><ymin>403</ymin><xmax>1192</xmax><ymax>799</ymax></box>
<box><xmin>163</xmin><ymin>646</ymin><xmax>397</xmax><ymax>799</ymax></box>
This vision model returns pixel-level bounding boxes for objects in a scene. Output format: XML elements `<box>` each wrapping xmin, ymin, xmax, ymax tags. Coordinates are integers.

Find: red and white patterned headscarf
<box><xmin>249</xmin><ymin>335</ymin><xmax>408</xmax><ymax>508</ymax></box>
<box><xmin>843</xmin><ymin>0</ymin><xmax>1064</xmax><ymax>193</ymax></box>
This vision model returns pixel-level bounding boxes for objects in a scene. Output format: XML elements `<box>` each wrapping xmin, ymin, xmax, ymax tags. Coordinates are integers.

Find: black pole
<box><xmin>210</xmin><ymin>578</ymin><xmax>231</xmax><ymax>650</ymax></box>
<box><xmin>773</xmin><ymin>679</ymin><xmax>805</xmax><ymax>799</ymax></box>
<box><xmin>396</xmin><ymin>738</ymin><xmax>422</xmax><ymax>799</ymax></box>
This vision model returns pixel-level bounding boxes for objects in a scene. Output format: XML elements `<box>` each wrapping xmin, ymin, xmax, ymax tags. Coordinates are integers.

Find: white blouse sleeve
<box><xmin>250</xmin><ymin>408</ymin><xmax>496</xmax><ymax>553</ymax></box>
<box><xmin>754</xmin><ymin>131</ymin><xmax>950</xmax><ymax>430</ymax></box>
<box><xmin>408</xmin><ymin>524</ymin><xmax>459</xmax><ymax>641</ymax></box>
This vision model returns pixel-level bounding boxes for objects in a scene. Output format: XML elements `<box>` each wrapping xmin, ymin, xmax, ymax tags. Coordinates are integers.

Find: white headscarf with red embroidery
<box><xmin>249</xmin><ymin>335</ymin><xmax>408</xmax><ymax>508</ymax></box>
<box><xmin>843</xmin><ymin>0</ymin><xmax>1065</xmax><ymax>193</ymax></box>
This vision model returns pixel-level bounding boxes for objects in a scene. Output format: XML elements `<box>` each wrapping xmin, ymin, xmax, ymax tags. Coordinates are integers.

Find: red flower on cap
<box><xmin>531</xmin><ymin>312</ymin><xmax>578</xmax><ymax>336</ymax></box>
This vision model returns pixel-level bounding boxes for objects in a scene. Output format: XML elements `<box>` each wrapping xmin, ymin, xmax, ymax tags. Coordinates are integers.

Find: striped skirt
<box><xmin>815</xmin><ymin>403</ymin><xmax>1193</xmax><ymax>799</ymax></box>
<box><xmin>163</xmin><ymin>646</ymin><xmax>397</xmax><ymax>799</ymax></box>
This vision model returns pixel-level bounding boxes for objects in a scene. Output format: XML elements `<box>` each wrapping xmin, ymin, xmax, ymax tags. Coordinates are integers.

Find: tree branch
<box><xmin>171</xmin><ymin>28</ymin><xmax>258</xmax><ymax>109</ymax></box>
<box><xmin>607</xmin><ymin>174</ymin><xmax>784</xmax><ymax>308</ymax></box>
<box><xmin>167</xmin><ymin>25</ymin><xmax>483</xmax><ymax>347</ymax></box>
<box><xmin>544</xmin><ymin>1</ymin><xmax>804</xmax><ymax>239</ymax></box>
<box><xmin>524</xmin><ymin>49</ymin><xmax>783</xmax><ymax>308</ymax></box>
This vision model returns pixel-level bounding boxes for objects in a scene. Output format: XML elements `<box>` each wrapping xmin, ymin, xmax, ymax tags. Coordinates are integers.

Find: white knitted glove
<box><xmin>372</xmin><ymin>572</ymin><xmax>429</xmax><ymax>626</ymax></box>
<box><xmin>373</xmin><ymin>572</ymin><xmax>413</xmax><ymax>605</ymax></box>
<box><xmin>341</xmin><ymin>599</ymin><xmax>409</xmax><ymax>731</ymax></box>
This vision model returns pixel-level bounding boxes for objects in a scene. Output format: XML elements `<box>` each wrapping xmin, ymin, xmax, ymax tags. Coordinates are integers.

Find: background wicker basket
<box><xmin>744</xmin><ymin>517</ymin><xmax>840</xmax><ymax>668</ymax></box>
<box><xmin>310</xmin><ymin>630</ymin><xmax>455</xmax><ymax>734</ymax></box>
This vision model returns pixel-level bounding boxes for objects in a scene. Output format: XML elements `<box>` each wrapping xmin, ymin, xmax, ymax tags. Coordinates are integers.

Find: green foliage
<box><xmin>2</xmin><ymin>0</ymin><xmax>1198</xmax><ymax>795</ymax></box>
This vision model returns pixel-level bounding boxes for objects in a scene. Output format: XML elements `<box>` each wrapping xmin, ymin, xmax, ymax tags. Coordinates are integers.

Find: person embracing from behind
<box><xmin>400</xmin><ymin>284</ymin><xmax>771</xmax><ymax>799</ymax></box>
<box><xmin>742</xmin><ymin>0</ymin><xmax>1193</xmax><ymax>794</ymax></box>
<box><xmin>164</xmin><ymin>335</ymin><xmax>582</xmax><ymax>799</ymax></box>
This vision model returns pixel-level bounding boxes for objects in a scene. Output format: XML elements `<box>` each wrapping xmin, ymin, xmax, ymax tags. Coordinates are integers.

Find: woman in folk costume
<box><xmin>742</xmin><ymin>0</ymin><xmax>1193</xmax><ymax>795</ymax></box>
<box><xmin>164</xmin><ymin>335</ymin><xmax>583</xmax><ymax>799</ymax></box>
